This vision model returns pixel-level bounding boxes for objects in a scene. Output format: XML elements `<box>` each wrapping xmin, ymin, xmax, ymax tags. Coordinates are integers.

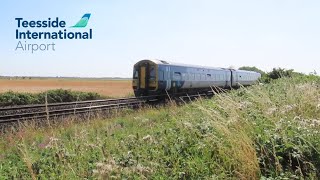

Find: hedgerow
<box><xmin>0</xmin><ymin>89</ymin><xmax>104</xmax><ymax>106</ymax></box>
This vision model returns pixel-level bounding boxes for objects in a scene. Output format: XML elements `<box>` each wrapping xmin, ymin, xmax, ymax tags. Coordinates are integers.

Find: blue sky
<box><xmin>0</xmin><ymin>0</ymin><xmax>319</xmax><ymax>77</ymax></box>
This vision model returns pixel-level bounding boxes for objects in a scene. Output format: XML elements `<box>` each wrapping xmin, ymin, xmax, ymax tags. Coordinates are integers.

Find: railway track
<box><xmin>0</xmin><ymin>92</ymin><xmax>213</xmax><ymax>125</ymax></box>
<box><xmin>0</xmin><ymin>97</ymin><xmax>154</xmax><ymax>124</ymax></box>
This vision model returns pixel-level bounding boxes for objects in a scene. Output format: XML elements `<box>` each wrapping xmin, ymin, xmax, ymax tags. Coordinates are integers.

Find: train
<box><xmin>132</xmin><ymin>59</ymin><xmax>261</xmax><ymax>97</ymax></box>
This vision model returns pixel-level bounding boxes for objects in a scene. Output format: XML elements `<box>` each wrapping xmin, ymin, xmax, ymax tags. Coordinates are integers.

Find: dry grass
<box><xmin>0</xmin><ymin>78</ymin><xmax>132</xmax><ymax>97</ymax></box>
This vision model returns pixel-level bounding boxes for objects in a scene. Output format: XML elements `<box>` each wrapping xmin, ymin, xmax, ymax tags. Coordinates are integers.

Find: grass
<box><xmin>0</xmin><ymin>75</ymin><xmax>319</xmax><ymax>179</ymax></box>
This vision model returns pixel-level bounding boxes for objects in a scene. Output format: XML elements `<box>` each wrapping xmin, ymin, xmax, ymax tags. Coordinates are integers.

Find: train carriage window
<box><xmin>196</xmin><ymin>74</ymin><xmax>200</xmax><ymax>80</ymax></box>
<box><xmin>159</xmin><ymin>71</ymin><xmax>164</xmax><ymax>80</ymax></box>
<box><xmin>191</xmin><ymin>73</ymin><xmax>195</xmax><ymax>80</ymax></box>
<box><xmin>201</xmin><ymin>74</ymin><xmax>205</xmax><ymax>80</ymax></box>
<box><xmin>182</xmin><ymin>73</ymin><xmax>187</xmax><ymax>80</ymax></box>
<box><xmin>207</xmin><ymin>74</ymin><xmax>211</xmax><ymax>79</ymax></box>
<box><xmin>149</xmin><ymin>66</ymin><xmax>156</xmax><ymax>80</ymax></box>
<box><xmin>174</xmin><ymin>72</ymin><xmax>182</xmax><ymax>80</ymax></box>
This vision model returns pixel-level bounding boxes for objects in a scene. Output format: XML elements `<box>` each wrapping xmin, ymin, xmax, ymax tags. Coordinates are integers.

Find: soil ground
<box><xmin>0</xmin><ymin>78</ymin><xmax>133</xmax><ymax>97</ymax></box>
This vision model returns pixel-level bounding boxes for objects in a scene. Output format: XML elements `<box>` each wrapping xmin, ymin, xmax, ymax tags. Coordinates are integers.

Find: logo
<box><xmin>71</xmin><ymin>13</ymin><xmax>91</xmax><ymax>28</ymax></box>
<box><xmin>14</xmin><ymin>13</ymin><xmax>93</xmax><ymax>53</ymax></box>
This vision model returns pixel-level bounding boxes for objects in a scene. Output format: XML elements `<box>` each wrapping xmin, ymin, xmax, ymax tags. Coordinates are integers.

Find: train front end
<box><xmin>132</xmin><ymin>60</ymin><xmax>159</xmax><ymax>97</ymax></box>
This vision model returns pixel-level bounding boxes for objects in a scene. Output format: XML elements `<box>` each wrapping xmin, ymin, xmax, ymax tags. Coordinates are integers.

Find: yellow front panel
<box><xmin>149</xmin><ymin>81</ymin><xmax>157</xmax><ymax>87</ymax></box>
<box><xmin>132</xmin><ymin>79</ymin><xmax>138</xmax><ymax>88</ymax></box>
<box><xmin>140</xmin><ymin>66</ymin><xmax>146</xmax><ymax>88</ymax></box>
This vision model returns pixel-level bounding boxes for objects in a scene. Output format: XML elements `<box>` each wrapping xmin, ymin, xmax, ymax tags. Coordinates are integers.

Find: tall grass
<box><xmin>0</xmin><ymin>76</ymin><xmax>319</xmax><ymax>179</ymax></box>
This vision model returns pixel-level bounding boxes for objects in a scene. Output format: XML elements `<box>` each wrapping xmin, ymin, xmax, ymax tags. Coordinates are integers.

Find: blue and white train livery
<box><xmin>132</xmin><ymin>59</ymin><xmax>261</xmax><ymax>96</ymax></box>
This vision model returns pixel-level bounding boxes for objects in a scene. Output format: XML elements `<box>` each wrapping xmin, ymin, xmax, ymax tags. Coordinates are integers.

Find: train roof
<box><xmin>141</xmin><ymin>59</ymin><xmax>226</xmax><ymax>71</ymax></box>
<box><xmin>137</xmin><ymin>59</ymin><xmax>261</xmax><ymax>74</ymax></box>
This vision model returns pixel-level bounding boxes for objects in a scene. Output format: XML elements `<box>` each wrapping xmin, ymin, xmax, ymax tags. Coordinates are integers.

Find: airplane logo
<box><xmin>70</xmin><ymin>13</ymin><xmax>91</xmax><ymax>28</ymax></box>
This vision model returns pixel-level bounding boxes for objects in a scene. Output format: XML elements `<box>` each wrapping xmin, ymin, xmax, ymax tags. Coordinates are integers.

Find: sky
<box><xmin>0</xmin><ymin>0</ymin><xmax>319</xmax><ymax>77</ymax></box>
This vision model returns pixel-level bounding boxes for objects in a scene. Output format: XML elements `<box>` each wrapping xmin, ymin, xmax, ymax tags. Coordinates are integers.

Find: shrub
<box><xmin>0</xmin><ymin>89</ymin><xmax>104</xmax><ymax>106</ymax></box>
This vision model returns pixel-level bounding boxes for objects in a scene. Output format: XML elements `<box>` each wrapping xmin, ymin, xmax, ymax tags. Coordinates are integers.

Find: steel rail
<box><xmin>0</xmin><ymin>100</ymin><xmax>145</xmax><ymax>123</ymax></box>
<box><xmin>0</xmin><ymin>92</ymin><xmax>212</xmax><ymax>125</ymax></box>
<box><xmin>0</xmin><ymin>97</ymin><xmax>147</xmax><ymax>111</ymax></box>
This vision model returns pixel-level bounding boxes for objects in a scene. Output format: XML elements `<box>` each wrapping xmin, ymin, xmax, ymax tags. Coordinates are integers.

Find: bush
<box><xmin>239</xmin><ymin>66</ymin><xmax>310</xmax><ymax>84</ymax></box>
<box><xmin>0</xmin><ymin>89</ymin><xmax>104</xmax><ymax>106</ymax></box>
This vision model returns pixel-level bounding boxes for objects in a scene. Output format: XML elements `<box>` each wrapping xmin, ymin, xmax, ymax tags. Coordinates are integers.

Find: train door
<box><xmin>165</xmin><ymin>66</ymin><xmax>171</xmax><ymax>91</ymax></box>
<box><xmin>140</xmin><ymin>66</ymin><xmax>146</xmax><ymax>88</ymax></box>
<box><xmin>225</xmin><ymin>71</ymin><xmax>229</xmax><ymax>88</ymax></box>
<box><xmin>139</xmin><ymin>63</ymin><xmax>149</xmax><ymax>91</ymax></box>
<box><xmin>231</xmin><ymin>70</ymin><xmax>238</xmax><ymax>87</ymax></box>
<box><xmin>230</xmin><ymin>70</ymin><xmax>233</xmax><ymax>87</ymax></box>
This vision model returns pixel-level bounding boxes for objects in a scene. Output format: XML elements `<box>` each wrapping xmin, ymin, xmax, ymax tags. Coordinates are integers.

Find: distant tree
<box><xmin>268</xmin><ymin>68</ymin><xmax>296</xmax><ymax>79</ymax></box>
<box><xmin>238</xmin><ymin>66</ymin><xmax>265</xmax><ymax>75</ymax></box>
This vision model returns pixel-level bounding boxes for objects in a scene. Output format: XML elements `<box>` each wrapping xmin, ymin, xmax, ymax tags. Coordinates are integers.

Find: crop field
<box><xmin>0</xmin><ymin>75</ymin><xmax>319</xmax><ymax>179</ymax></box>
<box><xmin>0</xmin><ymin>78</ymin><xmax>132</xmax><ymax>97</ymax></box>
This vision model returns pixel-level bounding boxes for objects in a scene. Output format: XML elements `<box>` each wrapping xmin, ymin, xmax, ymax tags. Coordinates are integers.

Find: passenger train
<box><xmin>132</xmin><ymin>59</ymin><xmax>261</xmax><ymax>97</ymax></box>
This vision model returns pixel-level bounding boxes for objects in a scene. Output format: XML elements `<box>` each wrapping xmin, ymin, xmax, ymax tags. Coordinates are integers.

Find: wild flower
<box><xmin>127</xmin><ymin>134</ymin><xmax>136</xmax><ymax>139</ymax></box>
<box><xmin>44</xmin><ymin>137</ymin><xmax>59</xmax><ymax>149</ymax></box>
<box><xmin>182</xmin><ymin>122</ymin><xmax>193</xmax><ymax>129</ymax></box>
<box><xmin>136</xmin><ymin>163</ymin><xmax>152</xmax><ymax>175</ymax></box>
<box><xmin>93</xmin><ymin>158</ymin><xmax>152</xmax><ymax>178</ymax></box>
<box><xmin>280</xmin><ymin>104</ymin><xmax>296</xmax><ymax>114</ymax></box>
<box><xmin>239</xmin><ymin>101</ymin><xmax>252</xmax><ymax>110</ymax></box>
<box><xmin>311</xmin><ymin>119</ymin><xmax>320</xmax><ymax>127</ymax></box>
<box><xmin>266</xmin><ymin>107</ymin><xmax>277</xmax><ymax>115</ymax></box>
<box><xmin>142</xmin><ymin>135</ymin><xmax>152</xmax><ymax>141</ymax></box>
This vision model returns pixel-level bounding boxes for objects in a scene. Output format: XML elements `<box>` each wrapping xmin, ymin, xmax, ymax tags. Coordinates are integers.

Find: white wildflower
<box><xmin>266</xmin><ymin>107</ymin><xmax>277</xmax><ymax>115</ymax></box>
<box><xmin>142</xmin><ymin>135</ymin><xmax>152</xmax><ymax>141</ymax></box>
<box><xmin>183</xmin><ymin>122</ymin><xmax>193</xmax><ymax>129</ymax></box>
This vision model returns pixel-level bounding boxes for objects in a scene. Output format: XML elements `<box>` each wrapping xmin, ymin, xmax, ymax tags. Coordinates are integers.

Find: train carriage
<box><xmin>132</xmin><ymin>59</ymin><xmax>261</xmax><ymax>97</ymax></box>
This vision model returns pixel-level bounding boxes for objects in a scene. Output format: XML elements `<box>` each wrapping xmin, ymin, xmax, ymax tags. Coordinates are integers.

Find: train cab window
<box><xmin>149</xmin><ymin>66</ymin><xmax>156</xmax><ymax>80</ymax></box>
<box><xmin>133</xmin><ymin>69</ymin><xmax>138</xmax><ymax>79</ymax></box>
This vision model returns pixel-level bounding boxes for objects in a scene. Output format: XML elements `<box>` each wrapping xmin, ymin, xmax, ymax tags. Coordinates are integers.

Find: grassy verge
<box><xmin>0</xmin><ymin>76</ymin><xmax>319</xmax><ymax>179</ymax></box>
<box><xmin>0</xmin><ymin>89</ymin><xmax>105</xmax><ymax>106</ymax></box>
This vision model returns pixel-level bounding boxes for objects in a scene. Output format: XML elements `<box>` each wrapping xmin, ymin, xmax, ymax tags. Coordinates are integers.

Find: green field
<box><xmin>0</xmin><ymin>75</ymin><xmax>319</xmax><ymax>179</ymax></box>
